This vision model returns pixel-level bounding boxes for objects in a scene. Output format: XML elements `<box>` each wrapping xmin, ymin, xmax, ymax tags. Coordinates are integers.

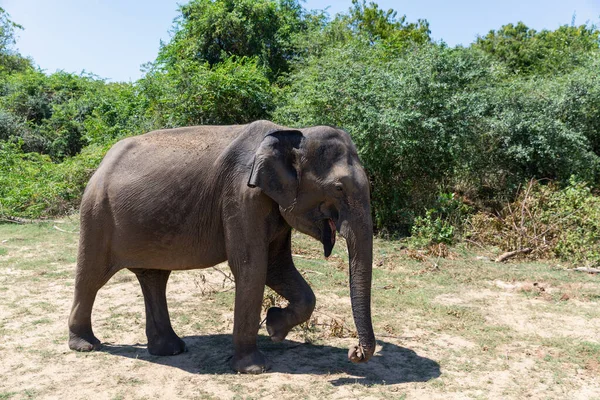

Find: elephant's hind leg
<box><xmin>68</xmin><ymin>257</ymin><xmax>115</xmax><ymax>351</ymax></box>
<box><xmin>130</xmin><ymin>268</ymin><xmax>186</xmax><ymax>356</ymax></box>
<box><xmin>265</xmin><ymin>231</ymin><xmax>316</xmax><ymax>342</ymax></box>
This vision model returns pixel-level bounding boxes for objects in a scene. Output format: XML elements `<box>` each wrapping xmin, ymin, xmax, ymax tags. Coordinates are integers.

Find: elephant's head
<box><xmin>248</xmin><ymin>126</ymin><xmax>376</xmax><ymax>363</ymax></box>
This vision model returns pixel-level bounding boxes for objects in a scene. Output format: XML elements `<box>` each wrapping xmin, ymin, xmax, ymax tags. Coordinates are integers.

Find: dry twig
<box><xmin>495</xmin><ymin>248</ymin><xmax>533</xmax><ymax>263</ymax></box>
<box><xmin>53</xmin><ymin>225</ymin><xmax>79</xmax><ymax>234</ymax></box>
<box><xmin>572</xmin><ymin>267</ymin><xmax>600</xmax><ymax>274</ymax></box>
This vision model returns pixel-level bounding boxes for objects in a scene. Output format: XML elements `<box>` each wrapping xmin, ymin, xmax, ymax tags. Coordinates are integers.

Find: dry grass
<box><xmin>0</xmin><ymin>219</ymin><xmax>599</xmax><ymax>399</ymax></box>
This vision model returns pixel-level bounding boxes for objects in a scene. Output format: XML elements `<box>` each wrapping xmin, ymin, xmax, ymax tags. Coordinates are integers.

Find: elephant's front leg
<box><xmin>229</xmin><ymin>248</ymin><xmax>270</xmax><ymax>374</ymax></box>
<box><xmin>266</xmin><ymin>230</ymin><xmax>316</xmax><ymax>342</ymax></box>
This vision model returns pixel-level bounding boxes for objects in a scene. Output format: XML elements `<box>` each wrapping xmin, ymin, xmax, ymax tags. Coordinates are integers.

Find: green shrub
<box><xmin>410</xmin><ymin>212</ymin><xmax>455</xmax><ymax>246</ymax></box>
<box><xmin>0</xmin><ymin>141</ymin><xmax>108</xmax><ymax>218</ymax></box>
<box><xmin>0</xmin><ymin>70</ymin><xmax>117</xmax><ymax>159</ymax></box>
<box><xmin>474</xmin><ymin>22</ymin><xmax>600</xmax><ymax>76</ymax></box>
<box><xmin>275</xmin><ymin>41</ymin><xmax>499</xmax><ymax>232</ymax></box>
<box><xmin>276</xmin><ymin>36</ymin><xmax>600</xmax><ymax>233</ymax></box>
<box><xmin>83</xmin><ymin>82</ymin><xmax>150</xmax><ymax>144</ymax></box>
<box><xmin>547</xmin><ymin>180</ymin><xmax>600</xmax><ymax>264</ymax></box>
<box><xmin>140</xmin><ymin>56</ymin><xmax>274</xmax><ymax>127</ymax></box>
<box><xmin>468</xmin><ymin>179</ymin><xmax>600</xmax><ymax>265</ymax></box>
<box><xmin>409</xmin><ymin>193</ymin><xmax>472</xmax><ymax>246</ymax></box>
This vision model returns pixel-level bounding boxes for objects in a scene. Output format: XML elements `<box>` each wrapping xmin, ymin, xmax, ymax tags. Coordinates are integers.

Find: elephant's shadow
<box><xmin>101</xmin><ymin>334</ymin><xmax>441</xmax><ymax>385</ymax></box>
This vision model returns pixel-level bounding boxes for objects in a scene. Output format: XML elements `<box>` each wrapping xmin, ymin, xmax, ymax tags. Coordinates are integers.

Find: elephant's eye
<box><xmin>334</xmin><ymin>182</ymin><xmax>344</xmax><ymax>193</ymax></box>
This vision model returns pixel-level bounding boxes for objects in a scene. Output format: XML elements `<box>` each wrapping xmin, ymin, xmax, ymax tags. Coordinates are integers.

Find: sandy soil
<box><xmin>1</xmin><ymin>226</ymin><xmax>599</xmax><ymax>399</ymax></box>
<box><xmin>0</xmin><ymin>265</ymin><xmax>439</xmax><ymax>399</ymax></box>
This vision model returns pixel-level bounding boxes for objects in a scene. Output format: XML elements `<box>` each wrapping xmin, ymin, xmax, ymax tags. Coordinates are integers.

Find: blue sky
<box><xmin>1</xmin><ymin>0</ymin><xmax>599</xmax><ymax>82</ymax></box>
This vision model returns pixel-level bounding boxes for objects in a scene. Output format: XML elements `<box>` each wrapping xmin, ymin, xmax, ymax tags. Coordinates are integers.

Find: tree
<box><xmin>140</xmin><ymin>56</ymin><xmax>274</xmax><ymax>127</ymax></box>
<box><xmin>343</xmin><ymin>0</ymin><xmax>431</xmax><ymax>47</ymax></box>
<box><xmin>474</xmin><ymin>22</ymin><xmax>600</xmax><ymax>75</ymax></box>
<box><xmin>275</xmin><ymin>42</ymin><xmax>494</xmax><ymax>231</ymax></box>
<box><xmin>154</xmin><ymin>0</ymin><xmax>309</xmax><ymax>80</ymax></box>
<box><xmin>0</xmin><ymin>7</ymin><xmax>32</xmax><ymax>74</ymax></box>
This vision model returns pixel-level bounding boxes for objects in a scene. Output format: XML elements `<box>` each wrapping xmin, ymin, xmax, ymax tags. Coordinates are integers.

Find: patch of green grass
<box><xmin>115</xmin><ymin>375</ymin><xmax>143</xmax><ymax>386</ymax></box>
<box><xmin>539</xmin><ymin>338</ymin><xmax>600</xmax><ymax>371</ymax></box>
<box><xmin>31</xmin><ymin>301</ymin><xmax>55</xmax><ymax>312</ymax></box>
<box><xmin>22</xmin><ymin>389</ymin><xmax>37</xmax><ymax>399</ymax></box>
<box><xmin>31</xmin><ymin>318</ymin><xmax>52</xmax><ymax>326</ymax></box>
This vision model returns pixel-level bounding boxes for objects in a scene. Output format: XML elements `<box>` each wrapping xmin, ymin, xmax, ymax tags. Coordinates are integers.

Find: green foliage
<box><xmin>546</xmin><ymin>179</ymin><xmax>600</xmax><ymax>264</ymax></box>
<box><xmin>0</xmin><ymin>109</ymin><xmax>26</xmax><ymax>140</ymax></box>
<box><xmin>556</xmin><ymin>59</ymin><xmax>600</xmax><ymax>156</ymax></box>
<box><xmin>0</xmin><ymin>7</ymin><xmax>32</xmax><ymax>74</ymax></box>
<box><xmin>0</xmin><ymin>141</ymin><xmax>109</xmax><ymax>218</ymax></box>
<box><xmin>0</xmin><ymin>7</ymin><xmax>20</xmax><ymax>52</ymax></box>
<box><xmin>0</xmin><ymin>70</ymin><xmax>113</xmax><ymax>159</ymax></box>
<box><xmin>290</xmin><ymin>0</ymin><xmax>430</xmax><ymax>62</ymax></box>
<box><xmin>140</xmin><ymin>56</ymin><xmax>274</xmax><ymax>127</ymax></box>
<box><xmin>410</xmin><ymin>193</ymin><xmax>471</xmax><ymax>246</ymax></box>
<box><xmin>411</xmin><ymin>212</ymin><xmax>456</xmax><ymax>247</ymax></box>
<box><xmin>1</xmin><ymin>0</ymin><xmax>600</xmax><ymax>269</ymax></box>
<box><xmin>469</xmin><ymin>179</ymin><xmax>600</xmax><ymax>265</ymax></box>
<box><xmin>82</xmin><ymin>82</ymin><xmax>150</xmax><ymax>144</ymax></box>
<box><xmin>155</xmin><ymin>0</ymin><xmax>309</xmax><ymax>80</ymax></box>
<box><xmin>476</xmin><ymin>72</ymin><xmax>600</xmax><ymax>193</ymax></box>
<box><xmin>475</xmin><ymin>22</ymin><xmax>600</xmax><ymax>76</ymax></box>
<box><xmin>343</xmin><ymin>0</ymin><xmax>431</xmax><ymax>47</ymax></box>
<box><xmin>275</xmin><ymin>41</ymin><xmax>497</xmax><ymax>231</ymax></box>
<box><xmin>276</xmin><ymin>35</ymin><xmax>600</xmax><ymax>232</ymax></box>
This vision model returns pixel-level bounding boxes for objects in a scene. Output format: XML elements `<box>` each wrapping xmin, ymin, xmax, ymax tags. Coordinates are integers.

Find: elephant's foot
<box><xmin>147</xmin><ymin>335</ymin><xmax>187</xmax><ymax>356</ymax></box>
<box><xmin>232</xmin><ymin>350</ymin><xmax>271</xmax><ymax>374</ymax></box>
<box><xmin>69</xmin><ymin>330</ymin><xmax>101</xmax><ymax>352</ymax></box>
<box><xmin>266</xmin><ymin>307</ymin><xmax>294</xmax><ymax>342</ymax></box>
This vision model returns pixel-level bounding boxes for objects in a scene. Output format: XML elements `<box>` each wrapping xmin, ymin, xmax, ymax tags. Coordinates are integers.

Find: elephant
<box><xmin>68</xmin><ymin>120</ymin><xmax>375</xmax><ymax>374</ymax></box>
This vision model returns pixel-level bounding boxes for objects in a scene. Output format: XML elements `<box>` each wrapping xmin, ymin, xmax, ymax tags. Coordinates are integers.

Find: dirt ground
<box><xmin>1</xmin><ymin>220</ymin><xmax>599</xmax><ymax>399</ymax></box>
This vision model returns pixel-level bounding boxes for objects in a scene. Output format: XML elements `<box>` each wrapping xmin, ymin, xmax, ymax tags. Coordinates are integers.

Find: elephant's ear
<box><xmin>247</xmin><ymin>129</ymin><xmax>304</xmax><ymax>208</ymax></box>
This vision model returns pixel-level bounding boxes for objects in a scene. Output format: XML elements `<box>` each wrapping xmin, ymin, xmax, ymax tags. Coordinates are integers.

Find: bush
<box><xmin>275</xmin><ymin>41</ymin><xmax>499</xmax><ymax>232</ymax></box>
<box><xmin>0</xmin><ymin>109</ymin><xmax>26</xmax><ymax>141</ymax></box>
<box><xmin>474</xmin><ymin>22</ymin><xmax>600</xmax><ymax>76</ymax></box>
<box><xmin>468</xmin><ymin>179</ymin><xmax>600</xmax><ymax>265</ymax></box>
<box><xmin>0</xmin><ymin>141</ymin><xmax>108</xmax><ymax>218</ymax></box>
<box><xmin>409</xmin><ymin>193</ymin><xmax>472</xmax><ymax>246</ymax></box>
<box><xmin>140</xmin><ymin>56</ymin><xmax>275</xmax><ymax>127</ymax></box>
<box><xmin>276</xmin><ymin>37</ymin><xmax>600</xmax><ymax>233</ymax></box>
<box><xmin>0</xmin><ymin>70</ymin><xmax>114</xmax><ymax>159</ymax></box>
<box><xmin>83</xmin><ymin>82</ymin><xmax>150</xmax><ymax>144</ymax></box>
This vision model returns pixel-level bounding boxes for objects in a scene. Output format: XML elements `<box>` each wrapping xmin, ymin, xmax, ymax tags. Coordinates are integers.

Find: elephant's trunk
<box><xmin>341</xmin><ymin>208</ymin><xmax>376</xmax><ymax>363</ymax></box>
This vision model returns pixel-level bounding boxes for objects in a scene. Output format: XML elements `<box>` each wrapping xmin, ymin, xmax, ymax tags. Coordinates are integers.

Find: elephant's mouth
<box><xmin>321</xmin><ymin>218</ymin><xmax>337</xmax><ymax>258</ymax></box>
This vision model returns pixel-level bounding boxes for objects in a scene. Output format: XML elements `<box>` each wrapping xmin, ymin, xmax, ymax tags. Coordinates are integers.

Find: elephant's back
<box><xmin>91</xmin><ymin>125</ymin><xmax>243</xmax><ymax>189</ymax></box>
<box><xmin>136</xmin><ymin>124</ymin><xmax>244</xmax><ymax>153</ymax></box>
<box><xmin>115</xmin><ymin>125</ymin><xmax>244</xmax><ymax>165</ymax></box>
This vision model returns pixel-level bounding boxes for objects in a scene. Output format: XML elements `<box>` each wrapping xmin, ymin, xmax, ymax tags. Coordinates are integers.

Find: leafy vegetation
<box><xmin>153</xmin><ymin>0</ymin><xmax>312</xmax><ymax>81</ymax></box>
<box><xmin>474</xmin><ymin>22</ymin><xmax>600</xmax><ymax>76</ymax></box>
<box><xmin>139</xmin><ymin>56</ymin><xmax>275</xmax><ymax>127</ymax></box>
<box><xmin>0</xmin><ymin>1</ymin><xmax>599</xmax><ymax>265</ymax></box>
<box><xmin>469</xmin><ymin>179</ymin><xmax>600</xmax><ymax>265</ymax></box>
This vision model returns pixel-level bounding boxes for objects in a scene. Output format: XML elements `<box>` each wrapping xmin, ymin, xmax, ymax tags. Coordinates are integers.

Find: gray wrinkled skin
<box><xmin>68</xmin><ymin>120</ymin><xmax>375</xmax><ymax>374</ymax></box>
